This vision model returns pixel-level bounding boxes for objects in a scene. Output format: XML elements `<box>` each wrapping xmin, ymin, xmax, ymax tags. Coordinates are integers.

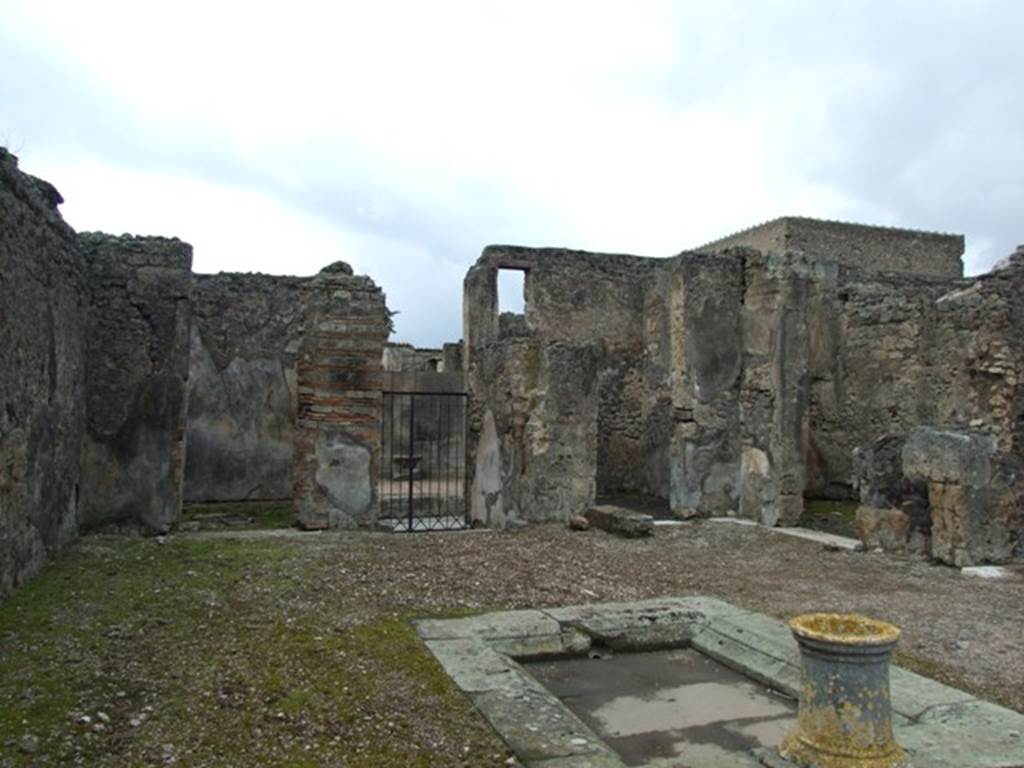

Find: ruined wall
<box><xmin>669</xmin><ymin>252</ymin><xmax>745</xmax><ymax>519</ymax></box>
<box><xmin>187</xmin><ymin>264</ymin><xmax>390</xmax><ymax>505</ymax></box>
<box><xmin>0</xmin><ymin>149</ymin><xmax>87</xmax><ymax>597</ymax></box>
<box><xmin>669</xmin><ymin>251</ymin><xmax>826</xmax><ymax>525</ymax></box>
<box><xmin>465</xmin><ymin>246</ymin><xmax>669</xmax><ymax>525</ymax></box>
<box><xmin>702</xmin><ymin>217</ymin><xmax>964</xmax><ymax>278</ymax></box>
<box><xmin>806</xmin><ymin>269</ymin><xmax>965</xmax><ymax>499</ymax></box>
<box><xmin>383</xmin><ymin>343</ymin><xmax>445</xmax><ymax>372</ymax></box>
<box><xmin>442</xmin><ymin>341</ymin><xmax>464</xmax><ymax>374</ymax></box>
<box><xmin>293</xmin><ymin>269</ymin><xmax>389</xmax><ymax>528</ymax></box>
<box><xmin>79</xmin><ymin>234</ymin><xmax>193</xmax><ymax>533</ymax></box>
<box><xmin>930</xmin><ymin>248</ymin><xmax>1024</xmax><ymax>455</ymax></box>
<box><xmin>185</xmin><ymin>273</ymin><xmax>315</xmax><ymax>502</ymax></box>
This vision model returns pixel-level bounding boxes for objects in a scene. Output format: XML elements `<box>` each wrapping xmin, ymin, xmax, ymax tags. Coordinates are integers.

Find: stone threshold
<box><xmin>707</xmin><ymin>517</ymin><xmax>862</xmax><ymax>551</ymax></box>
<box><xmin>415</xmin><ymin>596</ymin><xmax>1024</xmax><ymax>768</ymax></box>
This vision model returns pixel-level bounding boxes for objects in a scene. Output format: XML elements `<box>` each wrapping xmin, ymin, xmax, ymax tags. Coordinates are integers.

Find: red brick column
<box><xmin>293</xmin><ymin>272</ymin><xmax>389</xmax><ymax>529</ymax></box>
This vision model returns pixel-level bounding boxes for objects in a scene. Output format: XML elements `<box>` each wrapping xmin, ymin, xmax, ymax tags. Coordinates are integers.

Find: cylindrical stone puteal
<box><xmin>780</xmin><ymin>613</ymin><xmax>909</xmax><ymax>768</ymax></box>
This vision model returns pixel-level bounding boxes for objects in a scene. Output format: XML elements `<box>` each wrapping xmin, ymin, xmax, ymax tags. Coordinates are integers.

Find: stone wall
<box><xmin>804</xmin><ymin>269</ymin><xmax>965</xmax><ymax>499</ymax></box>
<box><xmin>465</xmin><ymin>246</ymin><xmax>672</xmax><ymax>525</ymax></box>
<box><xmin>931</xmin><ymin>248</ymin><xmax>1024</xmax><ymax>456</ymax></box>
<box><xmin>186</xmin><ymin>265</ymin><xmax>392</xmax><ymax>506</ymax></box>
<box><xmin>79</xmin><ymin>234</ymin><xmax>193</xmax><ymax>533</ymax></box>
<box><xmin>669</xmin><ymin>252</ymin><xmax>745</xmax><ymax>518</ymax></box>
<box><xmin>185</xmin><ymin>273</ymin><xmax>314</xmax><ymax>502</ymax></box>
<box><xmin>383</xmin><ymin>343</ymin><xmax>445</xmax><ymax>372</ymax></box>
<box><xmin>702</xmin><ymin>217</ymin><xmax>964</xmax><ymax>278</ymax></box>
<box><xmin>463</xmin><ymin>232</ymin><xmax>1018</xmax><ymax>536</ymax></box>
<box><xmin>293</xmin><ymin>269</ymin><xmax>389</xmax><ymax>528</ymax></box>
<box><xmin>0</xmin><ymin>149</ymin><xmax>87</xmax><ymax>597</ymax></box>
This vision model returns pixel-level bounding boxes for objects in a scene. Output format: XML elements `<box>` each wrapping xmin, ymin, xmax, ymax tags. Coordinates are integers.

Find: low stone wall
<box><xmin>79</xmin><ymin>233</ymin><xmax>193</xmax><ymax>533</ymax></box>
<box><xmin>0</xmin><ymin>149</ymin><xmax>88</xmax><ymax>597</ymax></box>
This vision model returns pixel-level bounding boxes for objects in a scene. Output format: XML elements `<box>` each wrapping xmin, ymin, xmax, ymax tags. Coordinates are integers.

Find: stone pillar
<box><xmin>669</xmin><ymin>253</ymin><xmax>744</xmax><ymax>518</ymax></box>
<box><xmin>739</xmin><ymin>253</ymin><xmax>814</xmax><ymax>526</ymax></box>
<box><xmin>292</xmin><ymin>271</ymin><xmax>389</xmax><ymax>529</ymax></box>
<box><xmin>463</xmin><ymin>262</ymin><xmax>498</xmax><ymax>371</ymax></box>
<box><xmin>79</xmin><ymin>233</ymin><xmax>193</xmax><ymax>534</ymax></box>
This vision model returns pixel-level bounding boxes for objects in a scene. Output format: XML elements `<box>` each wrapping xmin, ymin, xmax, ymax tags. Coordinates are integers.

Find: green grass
<box><xmin>0</xmin><ymin>535</ymin><xmax>507</xmax><ymax>767</ymax></box>
<box><xmin>801</xmin><ymin>499</ymin><xmax>859</xmax><ymax>537</ymax></box>
<box><xmin>182</xmin><ymin>500</ymin><xmax>294</xmax><ymax>530</ymax></box>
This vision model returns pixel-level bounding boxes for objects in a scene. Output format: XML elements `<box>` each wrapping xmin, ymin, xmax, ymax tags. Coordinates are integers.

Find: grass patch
<box><xmin>0</xmin><ymin>534</ymin><xmax>507</xmax><ymax>767</ymax></box>
<box><xmin>801</xmin><ymin>499</ymin><xmax>859</xmax><ymax>537</ymax></box>
<box><xmin>182</xmin><ymin>500</ymin><xmax>293</xmax><ymax>530</ymax></box>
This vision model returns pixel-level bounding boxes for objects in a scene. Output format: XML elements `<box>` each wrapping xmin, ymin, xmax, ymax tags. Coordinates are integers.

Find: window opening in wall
<box><xmin>497</xmin><ymin>268</ymin><xmax>527</xmax><ymax>315</ymax></box>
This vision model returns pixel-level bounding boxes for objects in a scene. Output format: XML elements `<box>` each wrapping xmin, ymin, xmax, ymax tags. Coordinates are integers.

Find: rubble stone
<box><xmin>584</xmin><ymin>506</ymin><xmax>654</xmax><ymax>538</ymax></box>
<box><xmin>854</xmin><ymin>506</ymin><xmax>911</xmax><ymax>553</ymax></box>
<box><xmin>903</xmin><ymin>427</ymin><xmax>1022</xmax><ymax>565</ymax></box>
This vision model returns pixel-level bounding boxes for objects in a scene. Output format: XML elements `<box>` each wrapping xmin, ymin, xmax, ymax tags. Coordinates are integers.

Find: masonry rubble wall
<box><xmin>464</xmin><ymin>231</ymin><xmax>1022</xmax><ymax>542</ymax></box>
<box><xmin>805</xmin><ymin>269</ymin><xmax>966</xmax><ymax>499</ymax></box>
<box><xmin>669</xmin><ymin>252</ymin><xmax>745</xmax><ymax>519</ymax></box>
<box><xmin>464</xmin><ymin>246</ymin><xmax>673</xmax><ymax>526</ymax></box>
<box><xmin>292</xmin><ymin>270</ymin><xmax>389</xmax><ymax>529</ymax></box>
<box><xmin>0</xmin><ymin>149</ymin><xmax>88</xmax><ymax>597</ymax></box>
<box><xmin>903</xmin><ymin>426</ymin><xmax>1022</xmax><ymax>565</ymax></box>
<box><xmin>702</xmin><ymin>217</ymin><xmax>964</xmax><ymax>278</ymax></box>
<box><xmin>383</xmin><ymin>343</ymin><xmax>447</xmax><ymax>372</ymax></box>
<box><xmin>79</xmin><ymin>233</ymin><xmax>193</xmax><ymax>533</ymax></box>
<box><xmin>930</xmin><ymin>248</ymin><xmax>1024</xmax><ymax>456</ymax></box>
<box><xmin>185</xmin><ymin>273</ymin><xmax>316</xmax><ymax>502</ymax></box>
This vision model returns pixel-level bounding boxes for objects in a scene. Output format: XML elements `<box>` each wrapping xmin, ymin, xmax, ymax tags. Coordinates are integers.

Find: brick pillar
<box><xmin>293</xmin><ymin>271</ymin><xmax>389</xmax><ymax>529</ymax></box>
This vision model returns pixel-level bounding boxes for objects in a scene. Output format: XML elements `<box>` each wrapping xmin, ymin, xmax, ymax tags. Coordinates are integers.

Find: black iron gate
<box><xmin>380</xmin><ymin>391</ymin><xmax>469</xmax><ymax>532</ymax></box>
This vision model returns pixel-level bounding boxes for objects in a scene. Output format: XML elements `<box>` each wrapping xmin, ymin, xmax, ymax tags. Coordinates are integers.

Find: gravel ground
<box><xmin>196</xmin><ymin>519</ymin><xmax>1024</xmax><ymax>712</ymax></box>
<box><xmin>335</xmin><ymin>521</ymin><xmax>1024</xmax><ymax>707</ymax></box>
<box><xmin>1</xmin><ymin>520</ymin><xmax>1021</xmax><ymax>767</ymax></box>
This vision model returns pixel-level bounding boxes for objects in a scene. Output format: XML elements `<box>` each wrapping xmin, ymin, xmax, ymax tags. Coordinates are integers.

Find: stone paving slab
<box><xmin>897</xmin><ymin>699</ymin><xmax>1024</xmax><ymax>768</ymax></box>
<box><xmin>416</xmin><ymin>609</ymin><xmax>559</xmax><ymax>641</ymax></box>
<box><xmin>889</xmin><ymin>665</ymin><xmax>976</xmax><ymax>720</ymax></box>
<box><xmin>416</xmin><ymin>596</ymin><xmax>1024</xmax><ymax>768</ymax></box>
<box><xmin>423</xmin><ymin>638</ymin><xmax>541</xmax><ymax>694</ymax></box>
<box><xmin>528</xmin><ymin>754</ymin><xmax>627</xmax><ymax>768</ymax></box>
<box><xmin>691</xmin><ymin>626</ymin><xmax>802</xmax><ymax>700</ymax></box>
<box><xmin>470</xmin><ymin>686</ymin><xmax>619</xmax><ymax>765</ymax></box>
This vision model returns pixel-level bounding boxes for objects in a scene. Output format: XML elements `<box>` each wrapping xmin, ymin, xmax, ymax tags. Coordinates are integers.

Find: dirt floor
<box><xmin>1</xmin><ymin>519</ymin><xmax>1021</xmax><ymax>767</ymax></box>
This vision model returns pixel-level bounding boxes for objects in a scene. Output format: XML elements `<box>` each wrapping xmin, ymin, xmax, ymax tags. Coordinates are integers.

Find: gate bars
<box><xmin>380</xmin><ymin>391</ymin><xmax>469</xmax><ymax>532</ymax></box>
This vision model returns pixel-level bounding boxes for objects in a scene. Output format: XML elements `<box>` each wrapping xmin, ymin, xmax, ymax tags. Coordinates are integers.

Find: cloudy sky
<box><xmin>3</xmin><ymin>1</ymin><xmax>1021</xmax><ymax>347</ymax></box>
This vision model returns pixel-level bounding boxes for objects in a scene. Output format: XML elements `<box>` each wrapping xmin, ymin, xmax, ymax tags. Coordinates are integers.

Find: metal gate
<box><xmin>380</xmin><ymin>391</ymin><xmax>469</xmax><ymax>532</ymax></box>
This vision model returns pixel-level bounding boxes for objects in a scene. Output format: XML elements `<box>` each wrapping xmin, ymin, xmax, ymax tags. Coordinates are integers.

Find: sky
<box><xmin>2</xmin><ymin>0</ymin><xmax>1022</xmax><ymax>347</ymax></box>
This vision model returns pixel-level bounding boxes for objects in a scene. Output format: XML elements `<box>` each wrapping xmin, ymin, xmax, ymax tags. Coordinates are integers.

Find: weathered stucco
<box><xmin>79</xmin><ymin>233</ymin><xmax>193</xmax><ymax>533</ymax></box>
<box><xmin>186</xmin><ymin>273</ymin><xmax>314</xmax><ymax>502</ymax></box>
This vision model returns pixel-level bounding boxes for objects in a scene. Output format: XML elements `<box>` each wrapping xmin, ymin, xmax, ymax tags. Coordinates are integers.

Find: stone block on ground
<box><xmin>901</xmin><ymin>426</ymin><xmax>1021</xmax><ymax>566</ymax></box>
<box><xmin>567</xmin><ymin>515</ymin><xmax>590</xmax><ymax>531</ymax></box>
<box><xmin>585</xmin><ymin>505</ymin><xmax>654</xmax><ymax>538</ymax></box>
<box><xmin>902</xmin><ymin>427</ymin><xmax>995</xmax><ymax>488</ymax></box>
<box><xmin>854</xmin><ymin>506</ymin><xmax>910</xmax><ymax>553</ymax></box>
